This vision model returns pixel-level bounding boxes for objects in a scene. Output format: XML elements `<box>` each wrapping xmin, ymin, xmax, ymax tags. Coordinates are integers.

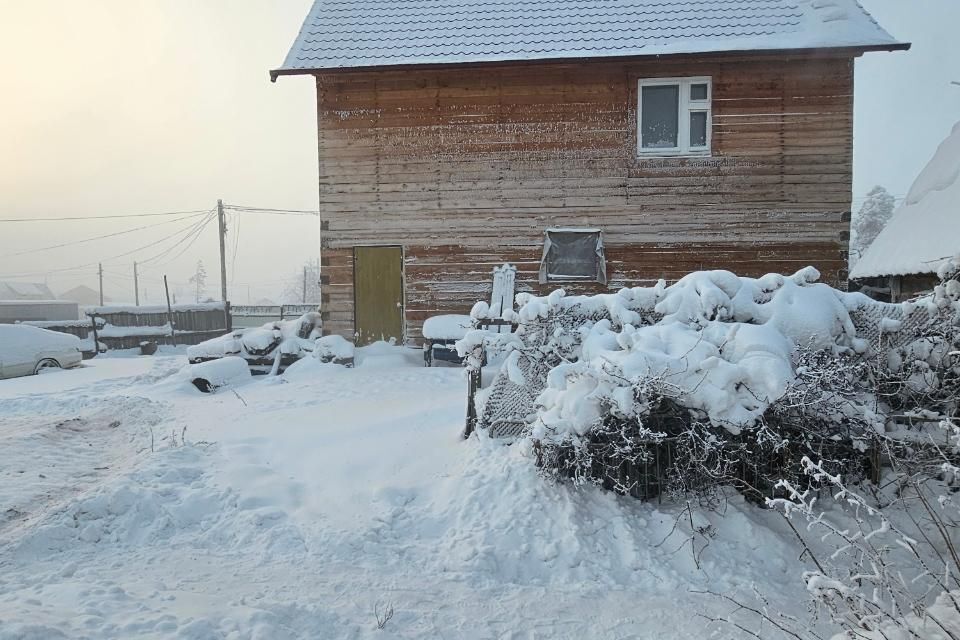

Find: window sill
<box><xmin>636</xmin><ymin>150</ymin><xmax>712</xmax><ymax>159</ymax></box>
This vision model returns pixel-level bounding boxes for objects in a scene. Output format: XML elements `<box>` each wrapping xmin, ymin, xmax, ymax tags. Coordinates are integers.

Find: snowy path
<box><xmin>0</xmin><ymin>353</ymin><xmax>823</xmax><ymax>639</ymax></box>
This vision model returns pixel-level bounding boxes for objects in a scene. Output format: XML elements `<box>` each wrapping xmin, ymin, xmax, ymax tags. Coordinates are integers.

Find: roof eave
<box><xmin>269</xmin><ymin>42</ymin><xmax>911</xmax><ymax>81</ymax></box>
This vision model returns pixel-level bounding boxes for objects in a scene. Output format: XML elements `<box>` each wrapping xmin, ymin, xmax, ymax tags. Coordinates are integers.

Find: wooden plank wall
<box><xmin>314</xmin><ymin>54</ymin><xmax>855</xmax><ymax>342</ymax></box>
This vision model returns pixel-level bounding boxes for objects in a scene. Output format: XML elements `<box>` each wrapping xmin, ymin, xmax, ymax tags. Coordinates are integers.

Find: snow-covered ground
<box><xmin>1</xmin><ymin>346</ymin><xmax>824</xmax><ymax>639</ymax></box>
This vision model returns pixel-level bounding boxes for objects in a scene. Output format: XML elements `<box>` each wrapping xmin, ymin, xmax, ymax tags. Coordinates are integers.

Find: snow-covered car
<box><xmin>187</xmin><ymin>312</ymin><xmax>353</xmax><ymax>373</ymax></box>
<box><xmin>0</xmin><ymin>324</ymin><xmax>83</xmax><ymax>380</ymax></box>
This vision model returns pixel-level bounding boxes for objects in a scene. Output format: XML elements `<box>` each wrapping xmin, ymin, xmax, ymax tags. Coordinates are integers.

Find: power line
<box><xmin>0</xmin><ymin>208</ymin><xmax>213</xmax><ymax>223</ymax></box>
<box><xmin>229</xmin><ymin>212</ymin><xmax>241</xmax><ymax>286</ymax></box>
<box><xmin>147</xmin><ymin>214</ymin><xmax>217</xmax><ymax>269</ymax></box>
<box><xmin>0</xmin><ymin>213</ymin><xmax>217</xmax><ymax>279</ymax></box>
<box><xmin>136</xmin><ymin>213</ymin><xmax>216</xmax><ymax>266</ymax></box>
<box><xmin>4</xmin><ymin>211</ymin><xmax>210</xmax><ymax>258</ymax></box>
<box><xmin>224</xmin><ymin>204</ymin><xmax>320</xmax><ymax>216</ymax></box>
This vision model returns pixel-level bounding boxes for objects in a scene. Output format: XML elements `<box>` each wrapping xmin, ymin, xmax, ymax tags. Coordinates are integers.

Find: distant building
<box><xmin>60</xmin><ymin>285</ymin><xmax>109</xmax><ymax>307</ymax></box>
<box><xmin>851</xmin><ymin>121</ymin><xmax>960</xmax><ymax>301</ymax></box>
<box><xmin>0</xmin><ymin>281</ymin><xmax>56</xmax><ymax>301</ymax></box>
<box><xmin>0</xmin><ymin>301</ymin><xmax>79</xmax><ymax>323</ymax></box>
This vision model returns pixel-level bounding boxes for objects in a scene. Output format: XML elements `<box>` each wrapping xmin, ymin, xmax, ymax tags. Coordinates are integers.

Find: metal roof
<box><xmin>273</xmin><ymin>0</ymin><xmax>907</xmax><ymax>78</ymax></box>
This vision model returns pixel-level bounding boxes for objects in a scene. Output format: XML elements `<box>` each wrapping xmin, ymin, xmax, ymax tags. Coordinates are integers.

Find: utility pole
<box><xmin>303</xmin><ymin>266</ymin><xmax>307</xmax><ymax>304</ymax></box>
<box><xmin>217</xmin><ymin>199</ymin><xmax>228</xmax><ymax>303</ymax></box>
<box><xmin>217</xmin><ymin>199</ymin><xmax>230</xmax><ymax>329</ymax></box>
<box><xmin>98</xmin><ymin>263</ymin><xmax>104</xmax><ymax>306</ymax></box>
<box><xmin>133</xmin><ymin>262</ymin><xmax>140</xmax><ymax>306</ymax></box>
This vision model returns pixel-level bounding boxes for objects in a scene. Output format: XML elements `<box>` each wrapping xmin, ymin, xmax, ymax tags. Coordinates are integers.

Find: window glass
<box><xmin>690</xmin><ymin>83</ymin><xmax>709</xmax><ymax>101</ymax></box>
<box><xmin>690</xmin><ymin>111</ymin><xmax>708</xmax><ymax>147</ymax></box>
<box><xmin>641</xmin><ymin>85</ymin><xmax>679</xmax><ymax>149</ymax></box>
<box><xmin>545</xmin><ymin>231</ymin><xmax>602</xmax><ymax>281</ymax></box>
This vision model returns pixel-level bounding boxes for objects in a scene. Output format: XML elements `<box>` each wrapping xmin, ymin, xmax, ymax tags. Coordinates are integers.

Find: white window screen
<box><xmin>539</xmin><ymin>229</ymin><xmax>607</xmax><ymax>284</ymax></box>
<box><xmin>638</xmin><ymin>77</ymin><xmax>712</xmax><ymax>155</ymax></box>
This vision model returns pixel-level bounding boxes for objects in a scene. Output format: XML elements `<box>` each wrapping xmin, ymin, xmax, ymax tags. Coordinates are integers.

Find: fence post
<box><xmin>164</xmin><ymin>275</ymin><xmax>176</xmax><ymax>346</ymax></box>
<box><xmin>464</xmin><ymin>367</ymin><xmax>481</xmax><ymax>439</ymax></box>
<box><xmin>89</xmin><ymin>314</ymin><xmax>100</xmax><ymax>355</ymax></box>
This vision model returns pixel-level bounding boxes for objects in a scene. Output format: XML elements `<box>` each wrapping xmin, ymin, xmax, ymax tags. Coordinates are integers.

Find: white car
<box><xmin>0</xmin><ymin>324</ymin><xmax>83</xmax><ymax>380</ymax></box>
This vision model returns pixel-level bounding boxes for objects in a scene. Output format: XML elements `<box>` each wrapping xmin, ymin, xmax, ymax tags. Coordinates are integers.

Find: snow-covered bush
<box><xmin>471</xmin><ymin>262</ymin><xmax>958</xmax><ymax>639</ymax></box>
<box><xmin>465</xmin><ymin>262</ymin><xmax>959</xmax><ymax>506</ymax></box>
<box><xmin>768</xmin><ymin>416</ymin><xmax>960</xmax><ymax>639</ymax></box>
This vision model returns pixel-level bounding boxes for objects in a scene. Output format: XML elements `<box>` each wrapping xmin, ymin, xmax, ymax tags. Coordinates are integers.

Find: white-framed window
<box><xmin>539</xmin><ymin>228</ymin><xmax>607</xmax><ymax>284</ymax></box>
<box><xmin>638</xmin><ymin>77</ymin><xmax>712</xmax><ymax>156</ymax></box>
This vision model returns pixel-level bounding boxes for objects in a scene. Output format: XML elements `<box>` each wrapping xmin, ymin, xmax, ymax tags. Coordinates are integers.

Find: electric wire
<box><xmin>136</xmin><ymin>212</ymin><xmax>217</xmax><ymax>267</ymax></box>
<box><xmin>0</xmin><ymin>208</ymin><xmax>213</xmax><ymax>223</ymax></box>
<box><xmin>4</xmin><ymin>212</ymin><xmax>210</xmax><ymax>258</ymax></box>
<box><xmin>0</xmin><ymin>212</ymin><xmax>217</xmax><ymax>279</ymax></box>
<box><xmin>229</xmin><ymin>212</ymin><xmax>240</xmax><ymax>287</ymax></box>
<box><xmin>224</xmin><ymin>204</ymin><xmax>320</xmax><ymax>216</ymax></box>
<box><xmin>146</xmin><ymin>213</ymin><xmax>218</xmax><ymax>269</ymax></box>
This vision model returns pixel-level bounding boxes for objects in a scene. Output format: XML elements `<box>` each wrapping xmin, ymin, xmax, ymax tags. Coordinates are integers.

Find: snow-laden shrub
<box><xmin>768</xmin><ymin>417</ymin><xmax>960</xmax><ymax>639</ymax></box>
<box><xmin>459</xmin><ymin>263</ymin><xmax>959</xmax><ymax>504</ymax></box>
<box><xmin>531</xmin><ymin>268</ymin><xmax>869</xmax><ymax>442</ymax></box>
<box><xmin>506</xmin><ymin>262</ymin><xmax>960</xmax><ymax>638</ymax></box>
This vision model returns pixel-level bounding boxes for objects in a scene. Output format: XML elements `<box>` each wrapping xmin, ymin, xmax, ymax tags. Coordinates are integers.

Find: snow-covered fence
<box><xmin>231</xmin><ymin>304</ymin><xmax>318</xmax><ymax>328</ymax></box>
<box><xmin>86</xmin><ymin>302</ymin><xmax>231</xmax><ymax>350</ymax></box>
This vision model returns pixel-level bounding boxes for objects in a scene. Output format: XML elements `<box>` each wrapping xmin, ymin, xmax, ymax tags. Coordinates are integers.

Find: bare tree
<box><xmin>188</xmin><ymin>260</ymin><xmax>208</xmax><ymax>303</ymax></box>
<box><xmin>282</xmin><ymin>259</ymin><xmax>321</xmax><ymax>304</ymax></box>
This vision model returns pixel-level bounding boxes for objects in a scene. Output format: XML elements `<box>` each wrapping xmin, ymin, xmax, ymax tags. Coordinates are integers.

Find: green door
<box><xmin>354</xmin><ymin>246</ymin><xmax>404</xmax><ymax>346</ymax></box>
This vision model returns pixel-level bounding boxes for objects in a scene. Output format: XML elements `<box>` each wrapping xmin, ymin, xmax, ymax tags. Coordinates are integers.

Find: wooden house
<box><xmin>272</xmin><ymin>0</ymin><xmax>908</xmax><ymax>345</ymax></box>
<box><xmin>851</xmin><ymin>121</ymin><xmax>959</xmax><ymax>302</ymax></box>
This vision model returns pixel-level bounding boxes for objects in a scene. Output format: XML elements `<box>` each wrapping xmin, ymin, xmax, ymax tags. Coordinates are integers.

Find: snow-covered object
<box><xmin>181</xmin><ymin>357</ymin><xmax>251</xmax><ymax>392</ymax></box>
<box><xmin>525</xmin><ymin>269</ymin><xmax>882</xmax><ymax>439</ymax></box>
<box><xmin>852</xmin><ymin>120</ymin><xmax>960</xmax><ymax>278</ymax></box>
<box><xmin>422</xmin><ymin>314</ymin><xmax>472</xmax><ymax>340</ymax></box>
<box><xmin>275</xmin><ymin>0</ymin><xmax>904</xmax><ymax>74</ymax></box>
<box><xmin>0</xmin><ymin>324</ymin><xmax>81</xmax><ymax>365</ymax></box>
<box><xmin>311</xmin><ymin>334</ymin><xmax>354</xmax><ymax>362</ymax></box>
<box><xmin>187</xmin><ymin>313</ymin><xmax>324</xmax><ymax>364</ymax></box>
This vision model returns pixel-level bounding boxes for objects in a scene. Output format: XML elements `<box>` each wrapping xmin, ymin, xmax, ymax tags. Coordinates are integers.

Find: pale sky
<box><xmin>0</xmin><ymin>0</ymin><xmax>957</xmax><ymax>304</ymax></box>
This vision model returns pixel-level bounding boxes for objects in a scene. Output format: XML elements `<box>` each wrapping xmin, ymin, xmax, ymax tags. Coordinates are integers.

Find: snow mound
<box><xmin>11</xmin><ymin>445</ymin><xmax>305</xmax><ymax>562</ymax></box>
<box><xmin>312</xmin><ymin>334</ymin><xmax>354</xmax><ymax>362</ymax></box>
<box><xmin>180</xmin><ymin>356</ymin><xmax>252</xmax><ymax>392</ymax></box>
<box><xmin>422</xmin><ymin>314</ymin><xmax>472</xmax><ymax>340</ymax></box>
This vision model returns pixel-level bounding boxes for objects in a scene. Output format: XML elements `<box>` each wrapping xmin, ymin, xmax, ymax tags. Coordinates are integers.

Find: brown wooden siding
<box><xmin>314</xmin><ymin>54</ymin><xmax>855</xmax><ymax>342</ymax></box>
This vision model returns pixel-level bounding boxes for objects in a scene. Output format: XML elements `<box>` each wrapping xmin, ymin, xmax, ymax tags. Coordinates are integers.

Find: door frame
<box><xmin>352</xmin><ymin>244</ymin><xmax>406</xmax><ymax>344</ymax></box>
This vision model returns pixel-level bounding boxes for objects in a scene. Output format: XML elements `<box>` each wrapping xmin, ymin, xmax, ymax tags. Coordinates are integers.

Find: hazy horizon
<box><xmin>1</xmin><ymin>0</ymin><xmax>957</xmax><ymax>304</ymax></box>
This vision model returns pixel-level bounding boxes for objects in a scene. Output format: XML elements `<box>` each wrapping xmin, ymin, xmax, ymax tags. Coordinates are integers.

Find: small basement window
<box><xmin>539</xmin><ymin>229</ymin><xmax>607</xmax><ymax>284</ymax></box>
<box><xmin>638</xmin><ymin>77</ymin><xmax>712</xmax><ymax>156</ymax></box>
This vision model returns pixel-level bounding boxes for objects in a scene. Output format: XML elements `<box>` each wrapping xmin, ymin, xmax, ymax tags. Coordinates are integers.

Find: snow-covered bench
<box><xmin>422</xmin><ymin>263</ymin><xmax>518</xmax><ymax>367</ymax></box>
<box><xmin>422</xmin><ymin>314</ymin><xmax>472</xmax><ymax>366</ymax></box>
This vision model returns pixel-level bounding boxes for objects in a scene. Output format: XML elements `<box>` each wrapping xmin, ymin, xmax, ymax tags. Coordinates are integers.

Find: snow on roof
<box><xmin>851</xmin><ymin>121</ymin><xmax>960</xmax><ymax>279</ymax></box>
<box><xmin>273</xmin><ymin>0</ymin><xmax>906</xmax><ymax>77</ymax></box>
<box><xmin>0</xmin><ymin>282</ymin><xmax>56</xmax><ymax>301</ymax></box>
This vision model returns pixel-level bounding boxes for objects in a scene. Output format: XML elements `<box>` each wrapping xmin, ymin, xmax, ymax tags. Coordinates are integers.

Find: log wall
<box><xmin>314</xmin><ymin>54</ymin><xmax>855</xmax><ymax>342</ymax></box>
